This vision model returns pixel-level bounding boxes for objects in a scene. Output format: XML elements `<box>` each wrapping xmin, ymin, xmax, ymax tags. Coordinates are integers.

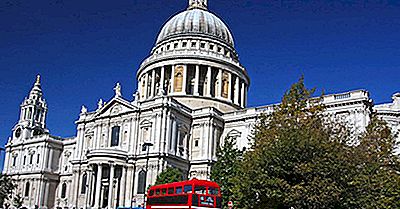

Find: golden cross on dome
<box><xmin>188</xmin><ymin>0</ymin><xmax>208</xmax><ymax>10</ymax></box>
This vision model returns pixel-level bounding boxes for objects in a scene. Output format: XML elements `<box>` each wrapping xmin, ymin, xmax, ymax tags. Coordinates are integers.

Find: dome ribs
<box><xmin>156</xmin><ymin>9</ymin><xmax>234</xmax><ymax>47</ymax></box>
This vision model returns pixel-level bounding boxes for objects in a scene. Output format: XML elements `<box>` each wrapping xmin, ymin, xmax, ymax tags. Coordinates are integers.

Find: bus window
<box><xmin>162</xmin><ymin>188</ymin><xmax>167</xmax><ymax>195</ymax></box>
<box><xmin>184</xmin><ymin>185</ymin><xmax>193</xmax><ymax>194</ymax></box>
<box><xmin>156</xmin><ymin>189</ymin><xmax>160</xmax><ymax>195</ymax></box>
<box><xmin>194</xmin><ymin>186</ymin><xmax>207</xmax><ymax>194</ymax></box>
<box><xmin>176</xmin><ymin>186</ymin><xmax>183</xmax><ymax>194</ymax></box>
<box><xmin>168</xmin><ymin>187</ymin><xmax>174</xmax><ymax>194</ymax></box>
<box><xmin>149</xmin><ymin>190</ymin><xmax>155</xmax><ymax>196</ymax></box>
<box><xmin>208</xmin><ymin>187</ymin><xmax>219</xmax><ymax>195</ymax></box>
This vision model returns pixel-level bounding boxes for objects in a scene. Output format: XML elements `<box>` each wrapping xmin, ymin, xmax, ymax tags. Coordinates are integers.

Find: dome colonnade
<box><xmin>136</xmin><ymin>0</ymin><xmax>249</xmax><ymax>112</ymax></box>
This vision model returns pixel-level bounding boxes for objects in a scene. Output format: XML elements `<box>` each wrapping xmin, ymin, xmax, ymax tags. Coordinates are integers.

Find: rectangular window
<box><xmin>184</xmin><ymin>185</ymin><xmax>192</xmax><ymax>194</ymax></box>
<box><xmin>23</xmin><ymin>156</ymin><xmax>26</xmax><ymax>165</ymax></box>
<box><xmin>29</xmin><ymin>154</ymin><xmax>33</xmax><ymax>164</ymax></box>
<box><xmin>168</xmin><ymin>187</ymin><xmax>174</xmax><ymax>194</ymax></box>
<box><xmin>111</xmin><ymin>126</ymin><xmax>120</xmax><ymax>147</ymax></box>
<box><xmin>175</xmin><ymin>186</ymin><xmax>183</xmax><ymax>194</ymax></box>
<box><xmin>37</xmin><ymin>154</ymin><xmax>40</xmax><ymax>164</ymax></box>
<box><xmin>162</xmin><ymin>188</ymin><xmax>167</xmax><ymax>195</ymax></box>
<box><xmin>194</xmin><ymin>186</ymin><xmax>207</xmax><ymax>194</ymax></box>
<box><xmin>13</xmin><ymin>156</ymin><xmax>17</xmax><ymax>166</ymax></box>
<box><xmin>194</xmin><ymin>139</ymin><xmax>199</xmax><ymax>147</ymax></box>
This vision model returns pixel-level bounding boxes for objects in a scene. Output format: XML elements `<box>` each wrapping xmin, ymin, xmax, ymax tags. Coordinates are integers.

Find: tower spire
<box><xmin>188</xmin><ymin>0</ymin><xmax>208</xmax><ymax>10</ymax></box>
<box><xmin>36</xmin><ymin>74</ymin><xmax>41</xmax><ymax>85</ymax></box>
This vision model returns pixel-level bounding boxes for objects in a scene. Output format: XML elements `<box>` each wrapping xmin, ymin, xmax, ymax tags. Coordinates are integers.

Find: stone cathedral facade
<box><xmin>2</xmin><ymin>1</ymin><xmax>400</xmax><ymax>209</ymax></box>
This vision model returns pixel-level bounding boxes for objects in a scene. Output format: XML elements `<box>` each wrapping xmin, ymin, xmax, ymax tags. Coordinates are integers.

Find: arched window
<box><xmin>81</xmin><ymin>174</ymin><xmax>87</xmax><ymax>194</ymax></box>
<box><xmin>24</xmin><ymin>182</ymin><xmax>30</xmax><ymax>197</ymax></box>
<box><xmin>61</xmin><ymin>183</ymin><xmax>67</xmax><ymax>198</ymax></box>
<box><xmin>111</xmin><ymin>126</ymin><xmax>120</xmax><ymax>147</ymax></box>
<box><xmin>137</xmin><ymin>170</ymin><xmax>146</xmax><ymax>194</ymax></box>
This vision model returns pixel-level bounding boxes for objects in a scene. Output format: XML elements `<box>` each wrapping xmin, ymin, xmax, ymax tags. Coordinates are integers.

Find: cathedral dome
<box><xmin>156</xmin><ymin>5</ymin><xmax>234</xmax><ymax>47</ymax></box>
<box><xmin>137</xmin><ymin>0</ymin><xmax>249</xmax><ymax>113</ymax></box>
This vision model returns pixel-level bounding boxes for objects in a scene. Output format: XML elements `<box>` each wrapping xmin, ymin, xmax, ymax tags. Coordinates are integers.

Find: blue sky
<box><xmin>1</xmin><ymin>0</ymin><xmax>400</xmax><ymax>169</ymax></box>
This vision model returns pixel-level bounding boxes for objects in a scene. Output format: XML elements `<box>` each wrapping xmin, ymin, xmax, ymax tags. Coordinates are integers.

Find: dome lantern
<box><xmin>188</xmin><ymin>0</ymin><xmax>208</xmax><ymax>10</ymax></box>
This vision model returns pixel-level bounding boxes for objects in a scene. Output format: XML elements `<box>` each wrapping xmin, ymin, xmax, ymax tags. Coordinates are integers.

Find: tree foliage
<box><xmin>230</xmin><ymin>77</ymin><xmax>400</xmax><ymax>208</ymax></box>
<box><xmin>0</xmin><ymin>174</ymin><xmax>16</xmax><ymax>207</ymax></box>
<box><xmin>347</xmin><ymin>115</ymin><xmax>400</xmax><ymax>208</ymax></box>
<box><xmin>211</xmin><ymin>136</ymin><xmax>243</xmax><ymax>208</ymax></box>
<box><xmin>154</xmin><ymin>167</ymin><xmax>184</xmax><ymax>185</ymax></box>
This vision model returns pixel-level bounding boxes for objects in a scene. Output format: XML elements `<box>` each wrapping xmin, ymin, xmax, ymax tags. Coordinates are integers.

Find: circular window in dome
<box><xmin>15</xmin><ymin>128</ymin><xmax>22</xmax><ymax>138</ymax></box>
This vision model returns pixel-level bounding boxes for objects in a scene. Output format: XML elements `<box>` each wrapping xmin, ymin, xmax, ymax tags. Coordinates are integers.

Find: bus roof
<box><xmin>149</xmin><ymin>178</ymin><xmax>219</xmax><ymax>190</ymax></box>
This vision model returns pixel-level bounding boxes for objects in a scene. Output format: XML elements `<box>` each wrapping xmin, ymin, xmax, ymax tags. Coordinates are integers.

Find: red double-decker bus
<box><xmin>146</xmin><ymin>178</ymin><xmax>222</xmax><ymax>209</ymax></box>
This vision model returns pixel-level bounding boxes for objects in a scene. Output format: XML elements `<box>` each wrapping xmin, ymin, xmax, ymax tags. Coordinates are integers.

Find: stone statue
<box><xmin>97</xmin><ymin>99</ymin><xmax>103</xmax><ymax>110</ymax></box>
<box><xmin>114</xmin><ymin>82</ymin><xmax>122</xmax><ymax>97</ymax></box>
<box><xmin>81</xmin><ymin>105</ymin><xmax>87</xmax><ymax>114</ymax></box>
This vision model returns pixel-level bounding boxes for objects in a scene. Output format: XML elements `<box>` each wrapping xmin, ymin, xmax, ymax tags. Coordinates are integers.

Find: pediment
<box><xmin>93</xmin><ymin>97</ymin><xmax>137</xmax><ymax>118</ymax></box>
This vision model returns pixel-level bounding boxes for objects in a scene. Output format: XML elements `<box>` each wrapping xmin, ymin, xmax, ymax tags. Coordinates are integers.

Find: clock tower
<box><xmin>12</xmin><ymin>75</ymin><xmax>48</xmax><ymax>141</ymax></box>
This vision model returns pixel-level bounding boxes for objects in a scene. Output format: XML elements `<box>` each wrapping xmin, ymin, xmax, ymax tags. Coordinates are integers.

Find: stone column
<box><xmin>151</xmin><ymin>69</ymin><xmax>157</xmax><ymax>97</ymax></box>
<box><xmin>171</xmin><ymin>65</ymin><xmax>175</xmax><ymax>93</ymax></box>
<box><xmin>194</xmin><ymin>65</ymin><xmax>200</xmax><ymax>96</ymax></box>
<box><xmin>207</xmin><ymin>122</ymin><xmax>213</xmax><ymax>160</ymax></box>
<box><xmin>182</xmin><ymin>65</ymin><xmax>187</xmax><ymax>94</ymax></box>
<box><xmin>144</xmin><ymin>73</ymin><xmax>149</xmax><ymax>99</ymax></box>
<box><xmin>90</xmin><ymin>167</ymin><xmax>96</xmax><ymax>207</ymax></box>
<box><xmin>166</xmin><ymin>113</ymin><xmax>172</xmax><ymax>154</ymax></box>
<box><xmin>120</xmin><ymin>166</ymin><xmax>127</xmax><ymax>206</ymax></box>
<box><xmin>206</xmin><ymin>66</ymin><xmax>212</xmax><ymax>96</ymax></box>
<box><xmin>3</xmin><ymin>150</ymin><xmax>9</xmax><ymax>172</ymax></box>
<box><xmin>108</xmin><ymin>164</ymin><xmax>115</xmax><ymax>209</ymax></box>
<box><xmin>177</xmin><ymin>129</ymin><xmax>181</xmax><ymax>156</ymax></box>
<box><xmin>43</xmin><ymin>181</ymin><xmax>50</xmax><ymax>208</ymax></box>
<box><xmin>228</xmin><ymin>73</ymin><xmax>232</xmax><ymax>101</ymax></box>
<box><xmin>217</xmin><ymin>69</ymin><xmax>222</xmax><ymax>98</ymax></box>
<box><xmin>124</xmin><ymin>166</ymin><xmax>133</xmax><ymax>207</ymax></box>
<box><xmin>171</xmin><ymin>120</ymin><xmax>177</xmax><ymax>154</ymax></box>
<box><xmin>48</xmin><ymin>148</ymin><xmax>54</xmax><ymax>171</ymax></box>
<box><xmin>244</xmin><ymin>85</ymin><xmax>248</xmax><ymax>107</ymax></box>
<box><xmin>150</xmin><ymin>69</ymin><xmax>156</xmax><ymax>97</ymax></box>
<box><xmin>42</xmin><ymin>144</ymin><xmax>49</xmax><ymax>170</ymax></box>
<box><xmin>160</xmin><ymin>66</ymin><xmax>165</xmax><ymax>94</ymax></box>
<box><xmin>234</xmin><ymin>76</ymin><xmax>239</xmax><ymax>105</ymax></box>
<box><xmin>241</xmin><ymin>82</ymin><xmax>245</xmax><ymax>107</ymax></box>
<box><xmin>94</xmin><ymin>164</ymin><xmax>102</xmax><ymax>209</ymax></box>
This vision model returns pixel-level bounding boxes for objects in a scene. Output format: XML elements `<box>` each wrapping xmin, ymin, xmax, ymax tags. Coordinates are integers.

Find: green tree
<box><xmin>154</xmin><ymin>167</ymin><xmax>184</xmax><ymax>185</ymax></box>
<box><xmin>0</xmin><ymin>174</ymin><xmax>16</xmax><ymax>207</ymax></box>
<box><xmin>211</xmin><ymin>136</ymin><xmax>243</xmax><ymax>208</ymax></box>
<box><xmin>347</xmin><ymin>115</ymin><xmax>400</xmax><ymax>208</ymax></box>
<box><xmin>234</xmin><ymin>77</ymin><xmax>357</xmax><ymax>209</ymax></box>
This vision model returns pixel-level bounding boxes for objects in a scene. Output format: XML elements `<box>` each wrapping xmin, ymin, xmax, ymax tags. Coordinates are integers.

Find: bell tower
<box><xmin>12</xmin><ymin>75</ymin><xmax>48</xmax><ymax>140</ymax></box>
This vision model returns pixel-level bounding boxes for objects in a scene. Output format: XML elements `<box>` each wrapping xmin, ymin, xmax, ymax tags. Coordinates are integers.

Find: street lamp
<box><xmin>142</xmin><ymin>142</ymin><xmax>153</xmax><ymax>209</ymax></box>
